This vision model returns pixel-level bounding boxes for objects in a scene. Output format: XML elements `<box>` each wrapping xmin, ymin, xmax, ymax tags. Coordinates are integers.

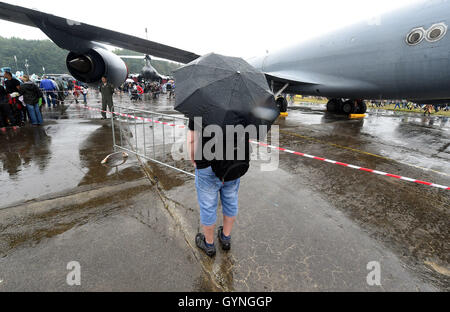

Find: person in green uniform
<box><xmin>99</xmin><ymin>76</ymin><xmax>115</xmax><ymax>119</ymax></box>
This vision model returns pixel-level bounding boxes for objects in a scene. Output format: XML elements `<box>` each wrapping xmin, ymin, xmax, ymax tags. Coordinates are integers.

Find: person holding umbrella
<box><xmin>175</xmin><ymin>53</ymin><xmax>279</xmax><ymax>257</ymax></box>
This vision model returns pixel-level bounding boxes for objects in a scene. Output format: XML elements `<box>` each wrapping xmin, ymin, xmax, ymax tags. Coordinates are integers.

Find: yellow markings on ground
<box><xmin>279</xmin><ymin>129</ymin><xmax>388</xmax><ymax>159</ymax></box>
<box><xmin>349</xmin><ymin>114</ymin><xmax>366</xmax><ymax>119</ymax></box>
<box><xmin>279</xmin><ymin>112</ymin><xmax>289</xmax><ymax>117</ymax></box>
<box><xmin>278</xmin><ymin>129</ymin><xmax>449</xmax><ymax>177</ymax></box>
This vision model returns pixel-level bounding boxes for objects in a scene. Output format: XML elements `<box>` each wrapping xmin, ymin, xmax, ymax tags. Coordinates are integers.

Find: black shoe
<box><xmin>195</xmin><ymin>233</ymin><xmax>216</xmax><ymax>258</ymax></box>
<box><xmin>217</xmin><ymin>226</ymin><xmax>231</xmax><ymax>251</ymax></box>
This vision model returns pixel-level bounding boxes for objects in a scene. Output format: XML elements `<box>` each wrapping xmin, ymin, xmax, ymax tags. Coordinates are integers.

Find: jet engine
<box><xmin>66</xmin><ymin>48</ymin><xmax>128</xmax><ymax>87</ymax></box>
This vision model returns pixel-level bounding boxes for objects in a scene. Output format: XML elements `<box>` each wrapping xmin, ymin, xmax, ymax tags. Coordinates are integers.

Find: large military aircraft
<box><xmin>119</xmin><ymin>54</ymin><xmax>170</xmax><ymax>82</ymax></box>
<box><xmin>1</xmin><ymin>0</ymin><xmax>449</xmax><ymax>114</ymax></box>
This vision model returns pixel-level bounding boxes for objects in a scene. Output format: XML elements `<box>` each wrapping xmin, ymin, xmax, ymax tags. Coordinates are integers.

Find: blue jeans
<box><xmin>44</xmin><ymin>92</ymin><xmax>57</xmax><ymax>107</ymax></box>
<box><xmin>195</xmin><ymin>166</ymin><xmax>240</xmax><ymax>226</ymax></box>
<box><xmin>26</xmin><ymin>103</ymin><xmax>43</xmax><ymax>125</ymax></box>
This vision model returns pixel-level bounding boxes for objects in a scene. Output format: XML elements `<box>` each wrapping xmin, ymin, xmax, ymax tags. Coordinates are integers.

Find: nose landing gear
<box><xmin>276</xmin><ymin>96</ymin><xmax>288</xmax><ymax>113</ymax></box>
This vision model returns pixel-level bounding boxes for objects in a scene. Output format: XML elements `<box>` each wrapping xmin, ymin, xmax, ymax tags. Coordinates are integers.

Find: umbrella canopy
<box><xmin>174</xmin><ymin>53</ymin><xmax>279</xmax><ymax>139</ymax></box>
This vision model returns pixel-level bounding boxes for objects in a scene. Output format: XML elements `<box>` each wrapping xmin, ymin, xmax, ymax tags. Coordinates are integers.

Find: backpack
<box><xmin>210</xmin><ymin>132</ymin><xmax>251</xmax><ymax>183</ymax></box>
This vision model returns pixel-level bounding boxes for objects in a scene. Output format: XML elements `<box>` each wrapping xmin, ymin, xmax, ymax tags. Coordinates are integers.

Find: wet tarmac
<box><xmin>0</xmin><ymin>93</ymin><xmax>448</xmax><ymax>291</ymax></box>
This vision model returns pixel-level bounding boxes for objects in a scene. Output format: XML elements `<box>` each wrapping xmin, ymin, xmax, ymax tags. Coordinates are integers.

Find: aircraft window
<box><xmin>406</xmin><ymin>28</ymin><xmax>425</xmax><ymax>45</ymax></box>
<box><xmin>426</xmin><ymin>23</ymin><xmax>447</xmax><ymax>42</ymax></box>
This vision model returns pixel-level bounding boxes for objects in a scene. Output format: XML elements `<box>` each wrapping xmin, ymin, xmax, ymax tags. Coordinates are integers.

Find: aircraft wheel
<box><xmin>276</xmin><ymin>97</ymin><xmax>288</xmax><ymax>113</ymax></box>
<box><xmin>327</xmin><ymin>99</ymin><xmax>338</xmax><ymax>113</ymax></box>
<box><xmin>342</xmin><ymin>100</ymin><xmax>355</xmax><ymax>114</ymax></box>
<box><xmin>358</xmin><ymin>101</ymin><xmax>367</xmax><ymax>114</ymax></box>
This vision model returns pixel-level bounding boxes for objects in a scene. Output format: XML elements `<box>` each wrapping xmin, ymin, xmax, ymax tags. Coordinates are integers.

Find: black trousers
<box><xmin>0</xmin><ymin>104</ymin><xmax>15</xmax><ymax>127</ymax></box>
<box><xmin>101</xmin><ymin>102</ymin><xmax>114</xmax><ymax>119</ymax></box>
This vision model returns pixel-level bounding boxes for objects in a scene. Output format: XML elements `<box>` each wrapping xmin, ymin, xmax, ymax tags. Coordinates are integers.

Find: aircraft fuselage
<box><xmin>250</xmin><ymin>0</ymin><xmax>450</xmax><ymax>102</ymax></box>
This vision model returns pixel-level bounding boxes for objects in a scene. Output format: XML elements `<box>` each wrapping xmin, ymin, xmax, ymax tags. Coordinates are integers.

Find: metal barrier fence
<box><xmin>110</xmin><ymin>105</ymin><xmax>195</xmax><ymax>177</ymax></box>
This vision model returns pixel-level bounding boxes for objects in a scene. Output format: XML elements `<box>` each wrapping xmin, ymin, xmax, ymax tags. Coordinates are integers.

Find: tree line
<box><xmin>0</xmin><ymin>36</ymin><xmax>181</xmax><ymax>76</ymax></box>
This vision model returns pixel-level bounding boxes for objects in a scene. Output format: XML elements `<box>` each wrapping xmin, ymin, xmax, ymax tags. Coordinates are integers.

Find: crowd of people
<box><xmin>0</xmin><ymin>71</ymin><xmax>90</xmax><ymax>131</ymax></box>
<box><xmin>119</xmin><ymin>78</ymin><xmax>175</xmax><ymax>102</ymax></box>
<box><xmin>0</xmin><ymin>71</ymin><xmax>45</xmax><ymax>131</ymax></box>
<box><xmin>368</xmin><ymin>99</ymin><xmax>449</xmax><ymax>115</ymax></box>
<box><xmin>0</xmin><ymin>69</ymin><xmax>179</xmax><ymax>132</ymax></box>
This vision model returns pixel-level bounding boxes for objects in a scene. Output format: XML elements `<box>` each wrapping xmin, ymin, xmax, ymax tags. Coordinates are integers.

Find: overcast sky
<box><xmin>0</xmin><ymin>0</ymin><xmax>421</xmax><ymax>58</ymax></box>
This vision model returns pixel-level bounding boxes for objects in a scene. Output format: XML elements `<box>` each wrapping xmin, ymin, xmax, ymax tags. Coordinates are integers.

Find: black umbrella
<box><xmin>174</xmin><ymin>53</ymin><xmax>279</xmax><ymax>139</ymax></box>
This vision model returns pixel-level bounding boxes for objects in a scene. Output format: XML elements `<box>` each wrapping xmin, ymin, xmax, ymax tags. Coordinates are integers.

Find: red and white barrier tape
<box><xmin>82</xmin><ymin>106</ymin><xmax>186</xmax><ymax>129</ymax></box>
<box><xmin>78</xmin><ymin>104</ymin><xmax>450</xmax><ymax>191</ymax></box>
<box><xmin>250</xmin><ymin>140</ymin><xmax>450</xmax><ymax>191</ymax></box>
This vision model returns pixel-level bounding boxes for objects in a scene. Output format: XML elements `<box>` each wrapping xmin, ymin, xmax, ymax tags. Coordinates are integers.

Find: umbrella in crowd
<box><xmin>174</xmin><ymin>53</ymin><xmax>279</xmax><ymax>139</ymax></box>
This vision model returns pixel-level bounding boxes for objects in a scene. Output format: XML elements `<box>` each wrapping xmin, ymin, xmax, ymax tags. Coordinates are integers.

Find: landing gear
<box><xmin>276</xmin><ymin>97</ymin><xmax>288</xmax><ymax>113</ymax></box>
<box><xmin>326</xmin><ymin>98</ymin><xmax>342</xmax><ymax>113</ymax></box>
<box><xmin>342</xmin><ymin>100</ymin><xmax>355</xmax><ymax>114</ymax></box>
<box><xmin>326</xmin><ymin>98</ymin><xmax>367</xmax><ymax>114</ymax></box>
<box><xmin>357</xmin><ymin>100</ymin><xmax>367</xmax><ymax>114</ymax></box>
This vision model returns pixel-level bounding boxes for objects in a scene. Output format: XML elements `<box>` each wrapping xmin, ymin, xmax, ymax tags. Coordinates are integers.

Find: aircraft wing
<box><xmin>265</xmin><ymin>71</ymin><xmax>318</xmax><ymax>86</ymax></box>
<box><xmin>264</xmin><ymin>68</ymin><xmax>375</xmax><ymax>98</ymax></box>
<box><xmin>263</xmin><ymin>70</ymin><xmax>320</xmax><ymax>95</ymax></box>
<box><xmin>246</xmin><ymin>56</ymin><xmax>319</xmax><ymax>94</ymax></box>
<box><xmin>0</xmin><ymin>1</ymin><xmax>315</xmax><ymax>92</ymax></box>
<box><xmin>0</xmin><ymin>1</ymin><xmax>200</xmax><ymax>64</ymax></box>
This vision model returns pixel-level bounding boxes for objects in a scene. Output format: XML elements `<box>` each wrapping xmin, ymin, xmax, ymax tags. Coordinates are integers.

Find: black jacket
<box><xmin>5</xmin><ymin>78</ymin><xmax>21</xmax><ymax>94</ymax></box>
<box><xmin>19</xmin><ymin>82</ymin><xmax>42</xmax><ymax>104</ymax></box>
<box><xmin>0</xmin><ymin>86</ymin><xmax>9</xmax><ymax>104</ymax></box>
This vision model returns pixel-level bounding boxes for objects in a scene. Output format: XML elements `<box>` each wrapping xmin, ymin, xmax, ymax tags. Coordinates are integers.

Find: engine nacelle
<box><xmin>66</xmin><ymin>48</ymin><xmax>128</xmax><ymax>87</ymax></box>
